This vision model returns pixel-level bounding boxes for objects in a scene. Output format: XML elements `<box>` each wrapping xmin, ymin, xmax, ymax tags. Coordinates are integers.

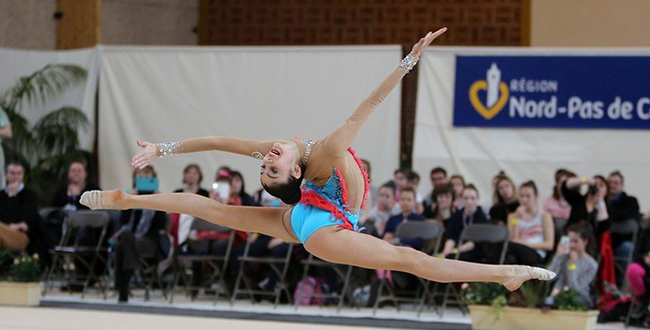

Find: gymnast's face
<box><xmin>260</xmin><ymin>141</ymin><xmax>301</xmax><ymax>186</ymax></box>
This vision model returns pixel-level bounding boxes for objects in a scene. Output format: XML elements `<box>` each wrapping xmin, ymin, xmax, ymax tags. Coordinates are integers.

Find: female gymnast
<box><xmin>81</xmin><ymin>28</ymin><xmax>554</xmax><ymax>291</ymax></box>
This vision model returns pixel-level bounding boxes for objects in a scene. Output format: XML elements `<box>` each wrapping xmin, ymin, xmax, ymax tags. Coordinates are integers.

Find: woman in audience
<box><xmin>228</xmin><ymin>170</ymin><xmax>258</xmax><ymax>206</ymax></box>
<box><xmin>174</xmin><ymin>163</ymin><xmax>209</xmax><ymax>197</ymax></box>
<box><xmin>546</xmin><ymin>222</ymin><xmax>598</xmax><ymax>308</ymax></box>
<box><xmin>51</xmin><ymin>160</ymin><xmax>100</xmax><ymax>210</ymax></box>
<box><xmin>83</xmin><ymin>29</ymin><xmax>554</xmax><ymax>291</ymax></box>
<box><xmin>449</xmin><ymin>174</ymin><xmax>465</xmax><ymax>209</ymax></box>
<box><xmin>507</xmin><ymin>181</ymin><xmax>554</xmax><ymax>266</ymax></box>
<box><xmin>440</xmin><ymin>184</ymin><xmax>489</xmax><ymax>262</ymax></box>
<box><xmin>543</xmin><ymin>169</ymin><xmax>572</xmax><ymax>220</ymax></box>
<box><xmin>490</xmin><ymin>175</ymin><xmax>519</xmax><ymax>224</ymax></box>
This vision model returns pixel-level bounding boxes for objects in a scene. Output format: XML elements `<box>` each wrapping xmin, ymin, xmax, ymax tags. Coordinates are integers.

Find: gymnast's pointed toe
<box><xmin>80</xmin><ymin>189</ymin><xmax>127</xmax><ymax>210</ymax></box>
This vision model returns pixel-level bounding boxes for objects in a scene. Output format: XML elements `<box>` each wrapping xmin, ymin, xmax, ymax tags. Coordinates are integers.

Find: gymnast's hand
<box><xmin>409</xmin><ymin>27</ymin><xmax>447</xmax><ymax>57</ymax></box>
<box><xmin>131</xmin><ymin>140</ymin><xmax>157</xmax><ymax>169</ymax></box>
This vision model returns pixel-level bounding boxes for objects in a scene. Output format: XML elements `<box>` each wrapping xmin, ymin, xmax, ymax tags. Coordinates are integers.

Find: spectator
<box><xmin>113</xmin><ymin>165</ymin><xmax>172</xmax><ymax>302</ymax></box>
<box><xmin>382</xmin><ymin>188</ymin><xmax>425</xmax><ymax>250</ymax></box>
<box><xmin>562</xmin><ymin>174</ymin><xmax>610</xmax><ymax>236</ymax></box>
<box><xmin>0</xmin><ymin>161</ymin><xmax>38</xmax><ymax>252</ymax></box>
<box><xmin>174</xmin><ymin>163</ymin><xmax>209</xmax><ymax>197</ymax></box>
<box><xmin>52</xmin><ymin>160</ymin><xmax>100</xmax><ymax>210</ymax></box>
<box><xmin>546</xmin><ymin>222</ymin><xmax>598</xmax><ymax>308</ymax></box>
<box><xmin>606</xmin><ymin>170</ymin><xmax>640</xmax><ymax>266</ymax></box>
<box><xmin>423</xmin><ymin>167</ymin><xmax>448</xmax><ymax>210</ymax></box>
<box><xmin>364</xmin><ymin>184</ymin><xmax>396</xmax><ymax>237</ymax></box>
<box><xmin>507</xmin><ymin>181</ymin><xmax>554</xmax><ymax>266</ymax></box>
<box><xmin>407</xmin><ymin>171</ymin><xmax>424</xmax><ymax>214</ymax></box>
<box><xmin>423</xmin><ymin>184</ymin><xmax>455</xmax><ymax>224</ymax></box>
<box><xmin>388</xmin><ymin>168</ymin><xmax>410</xmax><ymax>203</ymax></box>
<box><xmin>171</xmin><ymin>164</ymin><xmax>209</xmax><ymax>249</ymax></box>
<box><xmin>449</xmin><ymin>174</ymin><xmax>465</xmax><ymax>209</ymax></box>
<box><xmin>440</xmin><ymin>184</ymin><xmax>489</xmax><ymax>261</ymax></box>
<box><xmin>228</xmin><ymin>171</ymin><xmax>258</xmax><ymax>206</ymax></box>
<box><xmin>626</xmin><ymin>215</ymin><xmax>650</xmax><ymax>317</ymax></box>
<box><xmin>543</xmin><ymin>168</ymin><xmax>573</xmax><ymax>221</ymax></box>
<box><xmin>0</xmin><ymin>108</ymin><xmax>11</xmax><ymax>188</ymax></box>
<box><xmin>490</xmin><ymin>175</ymin><xmax>519</xmax><ymax>224</ymax></box>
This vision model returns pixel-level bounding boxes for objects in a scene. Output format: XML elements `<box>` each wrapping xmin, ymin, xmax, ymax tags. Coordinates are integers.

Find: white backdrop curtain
<box><xmin>0</xmin><ymin>47</ymin><xmax>99</xmax><ymax>150</ymax></box>
<box><xmin>413</xmin><ymin>47</ymin><xmax>650</xmax><ymax>212</ymax></box>
<box><xmin>99</xmin><ymin>46</ymin><xmax>402</xmax><ymax>194</ymax></box>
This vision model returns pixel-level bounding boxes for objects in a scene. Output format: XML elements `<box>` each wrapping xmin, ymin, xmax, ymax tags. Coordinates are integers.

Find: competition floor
<box><xmin>0</xmin><ymin>290</ymin><xmax>636</xmax><ymax>330</ymax></box>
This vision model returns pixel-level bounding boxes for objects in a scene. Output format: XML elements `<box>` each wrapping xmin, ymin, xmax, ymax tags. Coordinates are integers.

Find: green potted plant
<box><xmin>0</xmin><ymin>251</ymin><xmax>42</xmax><ymax>306</ymax></box>
<box><xmin>463</xmin><ymin>282</ymin><xmax>599</xmax><ymax>330</ymax></box>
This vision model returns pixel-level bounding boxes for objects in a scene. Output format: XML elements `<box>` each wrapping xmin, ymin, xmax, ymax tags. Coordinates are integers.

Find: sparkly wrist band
<box><xmin>398</xmin><ymin>54</ymin><xmax>420</xmax><ymax>74</ymax></box>
<box><xmin>155</xmin><ymin>141</ymin><xmax>183</xmax><ymax>158</ymax></box>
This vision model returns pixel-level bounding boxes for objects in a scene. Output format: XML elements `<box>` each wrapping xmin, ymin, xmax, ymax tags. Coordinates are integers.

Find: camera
<box><xmin>588</xmin><ymin>184</ymin><xmax>599</xmax><ymax>195</ymax></box>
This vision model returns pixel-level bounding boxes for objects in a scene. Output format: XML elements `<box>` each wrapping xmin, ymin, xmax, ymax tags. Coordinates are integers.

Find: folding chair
<box><xmin>294</xmin><ymin>253</ymin><xmax>354</xmax><ymax>312</ymax></box>
<box><xmin>169</xmin><ymin>217</ymin><xmax>235</xmax><ymax>304</ymax></box>
<box><xmin>43</xmin><ymin>210</ymin><xmax>110</xmax><ymax>298</ymax></box>
<box><xmin>372</xmin><ymin>221</ymin><xmax>444</xmax><ymax>315</ymax></box>
<box><xmin>231</xmin><ymin>234</ymin><xmax>294</xmax><ymax>308</ymax></box>
<box><xmin>440</xmin><ymin>224</ymin><xmax>509</xmax><ymax>316</ymax></box>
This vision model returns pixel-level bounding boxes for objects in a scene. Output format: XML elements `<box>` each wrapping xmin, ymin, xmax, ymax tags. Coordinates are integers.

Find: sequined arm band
<box><xmin>398</xmin><ymin>54</ymin><xmax>420</xmax><ymax>74</ymax></box>
<box><xmin>155</xmin><ymin>141</ymin><xmax>184</xmax><ymax>158</ymax></box>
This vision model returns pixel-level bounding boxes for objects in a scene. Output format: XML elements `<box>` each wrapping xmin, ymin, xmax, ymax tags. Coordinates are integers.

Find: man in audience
<box><xmin>0</xmin><ymin>161</ymin><xmax>39</xmax><ymax>252</ymax></box>
<box><xmin>607</xmin><ymin>170</ymin><xmax>640</xmax><ymax>267</ymax></box>
<box><xmin>424</xmin><ymin>167</ymin><xmax>448</xmax><ymax>215</ymax></box>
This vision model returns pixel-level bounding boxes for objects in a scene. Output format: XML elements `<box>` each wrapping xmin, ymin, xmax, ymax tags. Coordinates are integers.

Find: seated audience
<box><xmin>449</xmin><ymin>174</ymin><xmax>465</xmax><ymax>209</ymax></box>
<box><xmin>174</xmin><ymin>163</ymin><xmax>209</xmax><ymax>197</ymax></box>
<box><xmin>0</xmin><ymin>161</ymin><xmax>39</xmax><ymax>252</ymax></box>
<box><xmin>543</xmin><ymin>168</ymin><xmax>572</xmax><ymax>220</ymax></box>
<box><xmin>423</xmin><ymin>184</ymin><xmax>455</xmax><ymax>225</ymax></box>
<box><xmin>382</xmin><ymin>187</ymin><xmax>425</xmax><ymax>250</ymax></box>
<box><xmin>489</xmin><ymin>175</ymin><xmax>519</xmax><ymax>224</ymax></box>
<box><xmin>51</xmin><ymin>160</ymin><xmax>100</xmax><ymax>211</ymax></box>
<box><xmin>440</xmin><ymin>184</ymin><xmax>490</xmax><ymax>261</ymax></box>
<box><xmin>423</xmin><ymin>167</ymin><xmax>448</xmax><ymax>210</ymax></box>
<box><xmin>507</xmin><ymin>181</ymin><xmax>554</xmax><ymax>266</ymax></box>
<box><xmin>546</xmin><ymin>222</ymin><xmax>598</xmax><ymax>308</ymax></box>
<box><xmin>407</xmin><ymin>171</ymin><xmax>424</xmax><ymax>214</ymax></box>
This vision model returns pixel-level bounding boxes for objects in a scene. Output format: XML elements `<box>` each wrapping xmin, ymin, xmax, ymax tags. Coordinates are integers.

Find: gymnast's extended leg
<box><xmin>304</xmin><ymin>226</ymin><xmax>554</xmax><ymax>291</ymax></box>
<box><xmin>81</xmin><ymin>189</ymin><xmax>298</xmax><ymax>243</ymax></box>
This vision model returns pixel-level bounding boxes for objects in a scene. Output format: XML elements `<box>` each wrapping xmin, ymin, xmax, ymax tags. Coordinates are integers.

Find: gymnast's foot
<box><xmin>502</xmin><ymin>266</ymin><xmax>555</xmax><ymax>291</ymax></box>
<box><xmin>80</xmin><ymin>189</ymin><xmax>128</xmax><ymax>210</ymax></box>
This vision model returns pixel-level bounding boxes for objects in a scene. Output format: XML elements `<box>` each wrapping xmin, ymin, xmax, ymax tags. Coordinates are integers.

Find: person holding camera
<box><xmin>562</xmin><ymin>174</ymin><xmax>610</xmax><ymax>236</ymax></box>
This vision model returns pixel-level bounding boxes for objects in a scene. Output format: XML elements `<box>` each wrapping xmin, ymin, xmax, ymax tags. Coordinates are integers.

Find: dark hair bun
<box><xmin>281</xmin><ymin>189</ymin><xmax>302</xmax><ymax>205</ymax></box>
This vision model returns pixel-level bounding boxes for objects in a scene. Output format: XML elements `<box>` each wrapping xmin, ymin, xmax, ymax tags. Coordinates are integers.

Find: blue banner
<box><xmin>453</xmin><ymin>56</ymin><xmax>650</xmax><ymax>129</ymax></box>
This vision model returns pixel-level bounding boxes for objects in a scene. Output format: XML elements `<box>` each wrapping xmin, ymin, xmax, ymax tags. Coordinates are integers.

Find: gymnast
<box><xmin>81</xmin><ymin>28</ymin><xmax>554</xmax><ymax>291</ymax></box>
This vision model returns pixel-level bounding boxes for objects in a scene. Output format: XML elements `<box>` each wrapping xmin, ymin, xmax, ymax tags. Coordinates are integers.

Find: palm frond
<box><xmin>33</xmin><ymin>107</ymin><xmax>89</xmax><ymax>157</ymax></box>
<box><xmin>3</xmin><ymin>65</ymin><xmax>87</xmax><ymax>111</ymax></box>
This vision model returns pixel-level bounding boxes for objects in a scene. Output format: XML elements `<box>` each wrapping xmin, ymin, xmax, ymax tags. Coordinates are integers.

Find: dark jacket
<box><xmin>51</xmin><ymin>182</ymin><xmax>101</xmax><ymax>210</ymax></box>
<box><xmin>446</xmin><ymin>206</ymin><xmax>488</xmax><ymax>244</ymax></box>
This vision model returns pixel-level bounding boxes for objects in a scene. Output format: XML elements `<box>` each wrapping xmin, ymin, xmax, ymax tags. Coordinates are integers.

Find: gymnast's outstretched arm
<box><xmin>131</xmin><ymin>137</ymin><xmax>278</xmax><ymax>169</ymax></box>
<box><xmin>321</xmin><ymin>28</ymin><xmax>446</xmax><ymax>157</ymax></box>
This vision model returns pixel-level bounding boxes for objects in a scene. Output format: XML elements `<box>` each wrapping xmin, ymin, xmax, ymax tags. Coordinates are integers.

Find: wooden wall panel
<box><xmin>199</xmin><ymin>0</ymin><xmax>526</xmax><ymax>46</ymax></box>
<box><xmin>56</xmin><ymin>0</ymin><xmax>101</xmax><ymax>49</ymax></box>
